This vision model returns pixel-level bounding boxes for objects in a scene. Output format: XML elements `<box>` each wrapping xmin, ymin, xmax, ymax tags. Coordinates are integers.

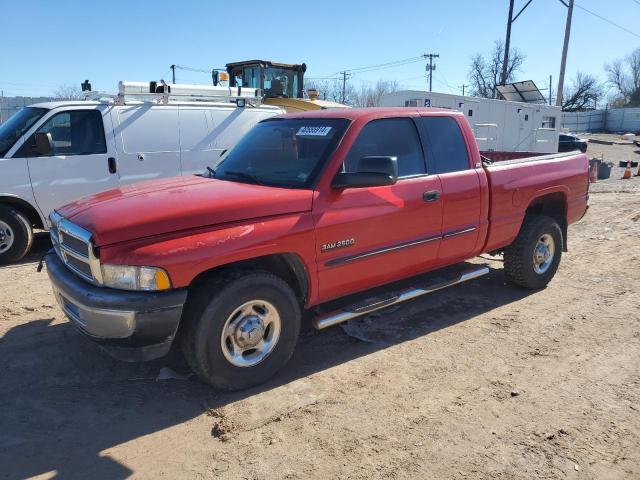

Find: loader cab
<box><xmin>226</xmin><ymin>60</ymin><xmax>306</xmax><ymax>99</ymax></box>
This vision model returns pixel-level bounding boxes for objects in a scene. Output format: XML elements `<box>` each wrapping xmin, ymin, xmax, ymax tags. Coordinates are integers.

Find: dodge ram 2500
<box><xmin>44</xmin><ymin>107</ymin><xmax>589</xmax><ymax>390</ymax></box>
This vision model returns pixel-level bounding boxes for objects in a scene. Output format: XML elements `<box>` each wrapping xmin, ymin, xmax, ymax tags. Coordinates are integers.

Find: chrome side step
<box><xmin>312</xmin><ymin>265</ymin><xmax>489</xmax><ymax>330</ymax></box>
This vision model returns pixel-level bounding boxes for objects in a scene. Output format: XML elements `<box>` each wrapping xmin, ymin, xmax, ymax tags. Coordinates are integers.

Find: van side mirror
<box><xmin>332</xmin><ymin>156</ymin><xmax>398</xmax><ymax>189</ymax></box>
<box><xmin>34</xmin><ymin>132</ymin><xmax>54</xmax><ymax>156</ymax></box>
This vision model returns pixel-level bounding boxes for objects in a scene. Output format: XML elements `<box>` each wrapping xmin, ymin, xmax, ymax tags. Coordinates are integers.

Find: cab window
<box><xmin>344</xmin><ymin>118</ymin><xmax>426</xmax><ymax>177</ymax></box>
<box><xmin>22</xmin><ymin>110</ymin><xmax>106</xmax><ymax>157</ymax></box>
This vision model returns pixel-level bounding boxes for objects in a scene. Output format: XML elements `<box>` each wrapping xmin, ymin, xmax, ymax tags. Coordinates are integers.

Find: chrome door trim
<box><xmin>325</xmin><ymin>234</ymin><xmax>441</xmax><ymax>267</ymax></box>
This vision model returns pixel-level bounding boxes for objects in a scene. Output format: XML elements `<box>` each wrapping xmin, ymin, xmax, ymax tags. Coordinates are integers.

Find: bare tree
<box><xmin>605</xmin><ymin>47</ymin><xmax>640</xmax><ymax>106</ymax></box>
<box><xmin>53</xmin><ymin>84</ymin><xmax>84</xmax><ymax>100</ymax></box>
<box><xmin>305</xmin><ymin>78</ymin><xmax>399</xmax><ymax>107</ymax></box>
<box><xmin>305</xmin><ymin>79</ymin><xmax>355</xmax><ymax>104</ymax></box>
<box><xmin>468</xmin><ymin>40</ymin><xmax>525</xmax><ymax>98</ymax></box>
<box><xmin>561</xmin><ymin>72</ymin><xmax>603</xmax><ymax>111</ymax></box>
<box><xmin>351</xmin><ymin>80</ymin><xmax>400</xmax><ymax>107</ymax></box>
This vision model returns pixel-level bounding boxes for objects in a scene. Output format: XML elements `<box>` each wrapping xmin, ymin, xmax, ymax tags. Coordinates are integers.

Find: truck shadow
<box><xmin>0</xmin><ymin>263</ymin><xmax>534</xmax><ymax>479</ymax></box>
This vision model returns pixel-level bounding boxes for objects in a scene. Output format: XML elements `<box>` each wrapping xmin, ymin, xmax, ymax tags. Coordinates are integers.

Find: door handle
<box><xmin>423</xmin><ymin>190</ymin><xmax>440</xmax><ymax>202</ymax></box>
<box><xmin>108</xmin><ymin>157</ymin><xmax>117</xmax><ymax>174</ymax></box>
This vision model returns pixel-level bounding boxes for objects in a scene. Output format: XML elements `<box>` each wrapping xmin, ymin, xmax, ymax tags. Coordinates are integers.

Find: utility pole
<box><xmin>501</xmin><ymin>0</ymin><xmax>515</xmax><ymax>86</ymax></box>
<box><xmin>549</xmin><ymin>75</ymin><xmax>553</xmax><ymax>105</ymax></box>
<box><xmin>424</xmin><ymin>54</ymin><xmax>439</xmax><ymax>92</ymax></box>
<box><xmin>556</xmin><ymin>0</ymin><xmax>574</xmax><ymax>107</ymax></box>
<box><xmin>340</xmin><ymin>71</ymin><xmax>350</xmax><ymax>104</ymax></box>
<box><xmin>459</xmin><ymin>84</ymin><xmax>466</xmax><ymax>96</ymax></box>
<box><xmin>500</xmin><ymin>0</ymin><xmax>534</xmax><ymax>86</ymax></box>
<box><xmin>170</xmin><ymin>64</ymin><xmax>176</xmax><ymax>84</ymax></box>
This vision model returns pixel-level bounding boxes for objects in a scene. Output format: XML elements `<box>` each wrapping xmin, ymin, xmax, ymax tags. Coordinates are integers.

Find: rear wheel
<box><xmin>504</xmin><ymin>215</ymin><xmax>563</xmax><ymax>289</ymax></box>
<box><xmin>0</xmin><ymin>205</ymin><xmax>33</xmax><ymax>264</ymax></box>
<box><xmin>181</xmin><ymin>270</ymin><xmax>301</xmax><ymax>391</ymax></box>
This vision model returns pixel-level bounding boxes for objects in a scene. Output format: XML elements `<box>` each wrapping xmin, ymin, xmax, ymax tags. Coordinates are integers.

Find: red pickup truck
<box><xmin>45</xmin><ymin>108</ymin><xmax>589</xmax><ymax>390</ymax></box>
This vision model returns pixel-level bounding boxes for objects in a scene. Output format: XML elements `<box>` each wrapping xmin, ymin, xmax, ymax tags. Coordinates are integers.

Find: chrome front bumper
<box><xmin>45</xmin><ymin>252</ymin><xmax>188</xmax><ymax>362</ymax></box>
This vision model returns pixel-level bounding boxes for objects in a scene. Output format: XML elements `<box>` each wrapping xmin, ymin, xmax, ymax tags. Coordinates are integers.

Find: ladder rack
<box><xmin>82</xmin><ymin>80</ymin><xmax>264</xmax><ymax>106</ymax></box>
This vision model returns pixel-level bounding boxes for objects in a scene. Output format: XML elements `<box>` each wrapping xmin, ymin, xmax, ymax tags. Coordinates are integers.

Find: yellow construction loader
<box><xmin>224</xmin><ymin>60</ymin><xmax>349</xmax><ymax>113</ymax></box>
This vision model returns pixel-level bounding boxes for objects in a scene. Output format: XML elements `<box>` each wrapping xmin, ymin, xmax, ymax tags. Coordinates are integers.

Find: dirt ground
<box><xmin>1</xmin><ymin>135</ymin><xmax>639</xmax><ymax>480</ymax></box>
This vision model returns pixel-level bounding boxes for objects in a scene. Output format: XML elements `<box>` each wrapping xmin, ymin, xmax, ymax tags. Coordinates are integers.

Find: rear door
<box><xmin>178</xmin><ymin>106</ymin><xmax>277</xmax><ymax>176</ymax></box>
<box><xmin>416</xmin><ymin>115</ymin><xmax>481</xmax><ymax>263</ymax></box>
<box><xmin>315</xmin><ymin>117</ymin><xmax>443</xmax><ymax>301</ymax></box>
<box><xmin>113</xmin><ymin>105</ymin><xmax>181</xmax><ymax>184</ymax></box>
<box><xmin>517</xmin><ymin>106</ymin><xmax>535</xmax><ymax>150</ymax></box>
<box><xmin>177</xmin><ymin>106</ymin><xmax>219</xmax><ymax>176</ymax></box>
<box><xmin>21</xmin><ymin>105</ymin><xmax>120</xmax><ymax>222</ymax></box>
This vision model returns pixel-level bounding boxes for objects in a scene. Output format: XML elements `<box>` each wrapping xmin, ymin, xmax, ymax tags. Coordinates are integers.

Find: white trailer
<box><xmin>378</xmin><ymin>90</ymin><xmax>561</xmax><ymax>154</ymax></box>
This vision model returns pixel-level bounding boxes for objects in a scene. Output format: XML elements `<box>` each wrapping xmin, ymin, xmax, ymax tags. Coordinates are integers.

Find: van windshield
<box><xmin>211</xmin><ymin>118</ymin><xmax>350</xmax><ymax>189</ymax></box>
<box><xmin>0</xmin><ymin>107</ymin><xmax>48</xmax><ymax>157</ymax></box>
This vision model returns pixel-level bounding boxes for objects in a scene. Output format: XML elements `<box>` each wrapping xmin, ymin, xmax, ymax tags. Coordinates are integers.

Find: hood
<box><xmin>57</xmin><ymin>176</ymin><xmax>314</xmax><ymax>246</ymax></box>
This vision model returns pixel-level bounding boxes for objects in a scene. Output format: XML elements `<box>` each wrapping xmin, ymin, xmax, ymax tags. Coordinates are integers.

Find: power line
<box><xmin>574</xmin><ymin>2</ymin><xmax>640</xmax><ymax>38</ymax></box>
<box><xmin>346</xmin><ymin>55</ymin><xmax>425</xmax><ymax>74</ymax></box>
<box><xmin>313</xmin><ymin>54</ymin><xmax>426</xmax><ymax>79</ymax></box>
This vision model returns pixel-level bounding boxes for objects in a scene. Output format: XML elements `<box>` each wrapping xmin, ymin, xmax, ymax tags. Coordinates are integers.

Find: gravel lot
<box><xmin>1</xmin><ymin>135</ymin><xmax>639</xmax><ymax>479</ymax></box>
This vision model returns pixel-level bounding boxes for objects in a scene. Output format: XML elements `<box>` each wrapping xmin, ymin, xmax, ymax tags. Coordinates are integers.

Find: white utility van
<box><xmin>0</xmin><ymin>81</ymin><xmax>283</xmax><ymax>262</ymax></box>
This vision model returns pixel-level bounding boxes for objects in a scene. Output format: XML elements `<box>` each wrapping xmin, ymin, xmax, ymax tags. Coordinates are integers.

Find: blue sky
<box><xmin>1</xmin><ymin>0</ymin><xmax>638</xmax><ymax>100</ymax></box>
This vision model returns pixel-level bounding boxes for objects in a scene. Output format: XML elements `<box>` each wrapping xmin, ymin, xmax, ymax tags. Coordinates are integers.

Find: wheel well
<box><xmin>525</xmin><ymin>192</ymin><xmax>568</xmax><ymax>251</ymax></box>
<box><xmin>188</xmin><ymin>253</ymin><xmax>310</xmax><ymax>304</ymax></box>
<box><xmin>0</xmin><ymin>197</ymin><xmax>44</xmax><ymax>229</ymax></box>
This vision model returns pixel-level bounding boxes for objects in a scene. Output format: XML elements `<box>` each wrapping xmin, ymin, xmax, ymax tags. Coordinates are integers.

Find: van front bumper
<box><xmin>45</xmin><ymin>252</ymin><xmax>188</xmax><ymax>362</ymax></box>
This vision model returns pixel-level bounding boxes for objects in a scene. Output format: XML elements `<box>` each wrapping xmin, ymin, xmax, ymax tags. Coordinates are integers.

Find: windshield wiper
<box><xmin>221</xmin><ymin>170</ymin><xmax>265</xmax><ymax>186</ymax></box>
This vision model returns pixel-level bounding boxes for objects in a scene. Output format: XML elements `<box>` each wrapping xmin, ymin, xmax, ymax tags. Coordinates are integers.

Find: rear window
<box><xmin>417</xmin><ymin>117</ymin><xmax>470</xmax><ymax>174</ymax></box>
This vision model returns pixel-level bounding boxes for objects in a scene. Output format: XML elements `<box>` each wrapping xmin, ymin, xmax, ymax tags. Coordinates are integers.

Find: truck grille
<box><xmin>50</xmin><ymin>211</ymin><xmax>102</xmax><ymax>285</ymax></box>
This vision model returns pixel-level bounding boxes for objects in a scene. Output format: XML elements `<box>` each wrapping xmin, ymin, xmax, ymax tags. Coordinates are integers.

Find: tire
<box><xmin>181</xmin><ymin>270</ymin><xmax>301</xmax><ymax>391</ymax></box>
<box><xmin>504</xmin><ymin>215</ymin><xmax>563</xmax><ymax>290</ymax></box>
<box><xmin>0</xmin><ymin>205</ymin><xmax>33</xmax><ymax>264</ymax></box>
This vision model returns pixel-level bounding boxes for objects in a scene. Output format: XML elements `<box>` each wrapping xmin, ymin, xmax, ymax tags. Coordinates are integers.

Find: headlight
<box><xmin>100</xmin><ymin>264</ymin><xmax>172</xmax><ymax>291</ymax></box>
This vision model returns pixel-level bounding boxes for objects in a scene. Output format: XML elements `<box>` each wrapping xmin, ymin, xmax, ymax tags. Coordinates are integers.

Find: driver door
<box><xmin>314</xmin><ymin>117</ymin><xmax>443</xmax><ymax>301</ymax></box>
<box><xmin>19</xmin><ymin>106</ymin><xmax>120</xmax><ymax>223</ymax></box>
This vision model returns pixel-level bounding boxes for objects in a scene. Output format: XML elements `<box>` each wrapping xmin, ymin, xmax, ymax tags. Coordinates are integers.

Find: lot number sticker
<box><xmin>297</xmin><ymin>126</ymin><xmax>332</xmax><ymax>136</ymax></box>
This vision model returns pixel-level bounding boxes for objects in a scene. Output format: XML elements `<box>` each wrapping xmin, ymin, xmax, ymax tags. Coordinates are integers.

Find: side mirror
<box><xmin>34</xmin><ymin>132</ymin><xmax>54</xmax><ymax>156</ymax></box>
<box><xmin>332</xmin><ymin>156</ymin><xmax>398</xmax><ymax>189</ymax></box>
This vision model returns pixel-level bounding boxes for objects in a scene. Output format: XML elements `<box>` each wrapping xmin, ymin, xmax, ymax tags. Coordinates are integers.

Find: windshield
<box><xmin>0</xmin><ymin>107</ymin><xmax>48</xmax><ymax>157</ymax></box>
<box><xmin>212</xmin><ymin>118</ymin><xmax>350</xmax><ymax>189</ymax></box>
<box><xmin>240</xmin><ymin>66</ymin><xmax>299</xmax><ymax>98</ymax></box>
<box><xmin>262</xmin><ymin>67</ymin><xmax>298</xmax><ymax>98</ymax></box>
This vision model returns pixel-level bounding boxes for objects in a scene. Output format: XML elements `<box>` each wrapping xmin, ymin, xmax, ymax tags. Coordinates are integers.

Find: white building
<box><xmin>379</xmin><ymin>91</ymin><xmax>562</xmax><ymax>153</ymax></box>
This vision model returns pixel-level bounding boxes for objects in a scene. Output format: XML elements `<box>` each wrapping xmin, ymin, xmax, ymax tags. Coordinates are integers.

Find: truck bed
<box><xmin>481</xmin><ymin>150</ymin><xmax>590</xmax><ymax>253</ymax></box>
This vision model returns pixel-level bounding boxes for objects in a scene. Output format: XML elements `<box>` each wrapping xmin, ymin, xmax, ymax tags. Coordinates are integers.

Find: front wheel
<box><xmin>0</xmin><ymin>205</ymin><xmax>33</xmax><ymax>264</ymax></box>
<box><xmin>504</xmin><ymin>215</ymin><xmax>563</xmax><ymax>290</ymax></box>
<box><xmin>181</xmin><ymin>270</ymin><xmax>301</xmax><ymax>391</ymax></box>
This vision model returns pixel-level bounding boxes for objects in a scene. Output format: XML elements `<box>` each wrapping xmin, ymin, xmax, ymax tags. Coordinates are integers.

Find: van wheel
<box><xmin>0</xmin><ymin>205</ymin><xmax>33</xmax><ymax>264</ymax></box>
<box><xmin>181</xmin><ymin>270</ymin><xmax>301</xmax><ymax>391</ymax></box>
<box><xmin>504</xmin><ymin>215</ymin><xmax>562</xmax><ymax>290</ymax></box>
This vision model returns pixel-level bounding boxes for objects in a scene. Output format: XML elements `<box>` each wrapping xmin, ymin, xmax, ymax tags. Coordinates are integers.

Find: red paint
<box><xmin>58</xmin><ymin>108</ymin><xmax>589</xmax><ymax>307</ymax></box>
